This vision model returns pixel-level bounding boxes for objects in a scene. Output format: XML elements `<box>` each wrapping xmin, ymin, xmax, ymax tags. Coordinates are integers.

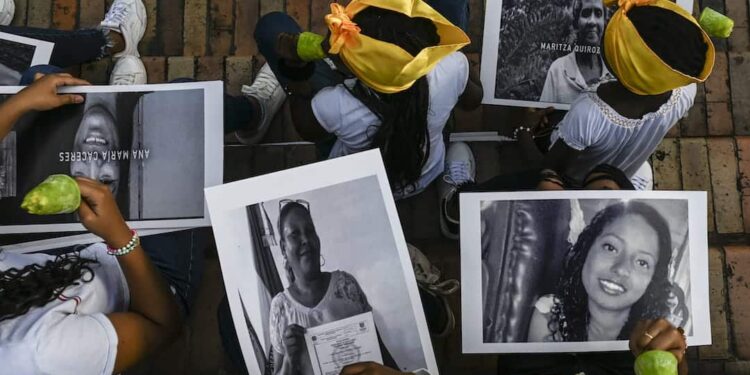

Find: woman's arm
<box><xmin>526</xmin><ymin>306</ymin><xmax>553</xmax><ymax>342</ymax></box>
<box><xmin>630</xmin><ymin>319</ymin><xmax>689</xmax><ymax>375</ymax></box>
<box><xmin>75</xmin><ymin>177</ymin><xmax>182</xmax><ymax>373</ymax></box>
<box><xmin>457</xmin><ymin>54</ymin><xmax>483</xmax><ymax>110</ymax></box>
<box><xmin>287</xmin><ymin>80</ymin><xmax>330</xmax><ymax>142</ymax></box>
<box><xmin>0</xmin><ymin>73</ymin><xmax>87</xmax><ymax>139</ymax></box>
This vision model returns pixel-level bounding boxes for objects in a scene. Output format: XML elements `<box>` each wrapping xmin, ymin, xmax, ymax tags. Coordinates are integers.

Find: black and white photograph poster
<box><xmin>0</xmin><ymin>32</ymin><xmax>54</xmax><ymax>86</ymax></box>
<box><xmin>0</xmin><ymin>82</ymin><xmax>223</xmax><ymax>234</ymax></box>
<box><xmin>460</xmin><ymin>191</ymin><xmax>710</xmax><ymax>353</ymax></box>
<box><xmin>479</xmin><ymin>0</ymin><xmax>692</xmax><ymax>109</ymax></box>
<box><xmin>205</xmin><ymin>150</ymin><xmax>437</xmax><ymax>375</ymax></box>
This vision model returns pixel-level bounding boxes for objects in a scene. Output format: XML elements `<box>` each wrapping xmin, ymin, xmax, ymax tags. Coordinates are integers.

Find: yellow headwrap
<box><xmin>324</xmin><ymin>0</ymin><xmax>470</xmax><ymax>94</ymax></box>
<box><xmin>603</xmin><ymin>0</ymin><xmax>715</xmax><ymax>95</ymax></box>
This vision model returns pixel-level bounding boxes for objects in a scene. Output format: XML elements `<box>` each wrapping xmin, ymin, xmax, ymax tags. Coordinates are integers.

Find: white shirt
<box><xmin>311</xmin><ymin>52</ymin><xmax>470</xmax><ymax>198</ymax></box>
<box><xmin>551</xmin><ymin>84</ymin><xmax>696</xmax><ymax>184</ymax></box>
<box><xmin>0</xmin><ymin>244</ymin><xmax>128</xmax><ymax>375</ymax></box>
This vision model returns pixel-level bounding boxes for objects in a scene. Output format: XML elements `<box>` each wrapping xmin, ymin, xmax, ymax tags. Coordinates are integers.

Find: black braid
<box><xmin>0</xmin><ymin>252</ymin><xmax>97</xmax><ymax>321</ymax></box>
<box><xmin>349</xmin><ymin>8</ymin><xmax>440</xmax><ymax>192</ymax></box>
<box><xmin>548</xmin><ymin>201</ymin><xmax>674</xmax><ymax>341</ymax></box>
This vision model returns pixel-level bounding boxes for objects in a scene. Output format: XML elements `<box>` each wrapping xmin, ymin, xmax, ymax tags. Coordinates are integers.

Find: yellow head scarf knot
<box><xmin>325</xmin><ymin>3</ymin><xmax>362</xmax><ymax>53</ymax></box>
<box><xmin>603</xmin><ymin>0</ymin><xmax>715</xmax><ymax>95</ymax></box>
<box><xmin>324</xmin><ymin>0</ymin><xmax>470</xmax><ymax>94</ymax></box>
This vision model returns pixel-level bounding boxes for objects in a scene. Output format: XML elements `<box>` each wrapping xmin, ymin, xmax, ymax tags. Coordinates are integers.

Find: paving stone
<box><xmin>287</xmin><ymin>0</ymin><xmax>310</xmax><ymax>30</ymax></box>
<box><xmin>725</xmin><ymin>0</ymin><xmax>748</xmax><ymax>29</ymax></box>
<box><xmin>10</xmin><ymin>0</ymin><xmax>27</xmax><ymax>26</ymax></box>
<box><xmin>139</xmin><ymin>0</ymin><xmax>159</xmax><ymax>55</ymax></box>
<box><xmin>726</xmin><ymin>361</ymin><xmax>750</xmax><ymax>375</ymax></box>
<box><xmin>209</xmin><ymin>0</ymin><xmax>234</xmax><ymax>56</ymax></box>
<box><xmin>79</xmin><ymin>0</ymin><xmax>105</xmax><ymax>27</ymax></box>
<box><xmin>225</xmin><ymin>56</ymin><xmax>254</xmax><ymax>96</ymax></box>
<box><xmin>707</xmin><ymin>101</ymin><xmax>734</xmax><ymax>136</ymax></box>
<box><xmin>700</xmin><ymin>247</ymin><xmax>730</xmax><ymax>359</ymax></box>
<box><xmin>284</xmin><ymin>144</ymin><xmax>318</xmax><ymax>169</ymax></box>
<box><xmin>707</xmin><ymin>138</ymin><xmax>743</xmax><ymax>233</ymax></box>
<box><xmin>680</xmin><ymin>85</ymin><xmax>707</xmax><ymax>136</ymax></box>
<box><xmin>725</xmin><ymin>246</ymin><xmax>750</xmax><ymax>360</ymax></box>
<box><xmin>233</xmin><ymin>0</ymin><xmax>258</xmax><ymax>55</ymax></box>
<box><xmin>737</xmin><ymin>137</ymin><xmax>750</xmax><ymax>232</ymax></box>
<box><xmin>157</xmin><ymin>0</ymin><xmax>184</xmax><ymax>55</ymax></box>
<box><xmin>80</xmin><ymin>59</ymin><xmax>111</xmax><ymax>85</ymax></box>
<box><xmin>706</xmin><ymin>52</ymin><xmax>731</xmax><ymax>103</ymax></box>
<box><xmin>698</xmin><ymin>361</ymin><xmax>726</xmax><ymax>375</ymax></box>
<box><xmin>680</xmin><ymin>138</ymin><xmax>715</xmax><ymax>232</ymax></box>
<box><xmin>52</xmin><ymin>0</ymin><xmax>77</xmax><ymax>30</ymax></box>
<box><xmin>251</xmin><ymin>145</ymin><xmax>285</xmax><ymax>177</ymax></box>
<box><xmin>196</xmin><ymin>56</ymin><xmax>224</xmax><ymax>81</ymax></box>
<box><xmin>184</xmin><ymin>0</ymin><xmax>208</xmax><ymax>56</ymax></box>
<box><xmin>260</xmin><ymin>0</ymin><xmax>283</xmax><ymax>16</ymax></box>
<box><xmin>168</xmin><ymin>56</ymin><xmax>195</xmax><ymax>81</ymax></box>
<box><xmin>652</xmin><ymin>139</ymin><xmax>682</xmax><ymax>190</ymax></box>
<box><xmin>729</xmin><ymin>52</ymin><xmax>750</xmax><ymax>135</ymax></box>
<box><xmin>142</xmin><ymin>56</ymin><xmax>166</xmax><ymax>83</ymax></box>
<box><xmin>310</xmin><ymin>0</ymin><xmax>329</xmax><ymax>35</ymax></box>
<box><xmin>665</xmin><ymin>123</ymin><xmax>681</xmax><ymax>138</ymax></box>
<box><xmin>27</xmin><ymin>0</ymin><xmax>52</xmax><ymax>28</ymax></box>
<box><xmin>730</xmin><ymin>27</ymin><xmax>750</xmax><ymax>53</ymax></box>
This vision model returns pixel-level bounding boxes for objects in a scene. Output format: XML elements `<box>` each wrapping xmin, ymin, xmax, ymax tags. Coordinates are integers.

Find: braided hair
<box><xmin>348</xmin><ymin>7</ymin><xmax>440</xmax><ymax>193</ymax></box>
<box><xmin>0</xmin><ymin>252</ymin><xmax>97</xmax><ymax>322</ymax></box>
<box><xmin>548</xmin><ymin>201</ymin><xmax>674</xmax><ymax>341</ymax></box>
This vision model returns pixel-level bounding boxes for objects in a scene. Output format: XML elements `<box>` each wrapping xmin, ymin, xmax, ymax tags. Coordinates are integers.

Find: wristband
<box><xmin>106</xmin><ymin>229</ymin><xmax>139</xmax><ymax>256</ymax></box>
<box><xmin>297</xmin><ymin>32</ymin><xmax>326</xmax><ymax>62</ymax></box>
<box><xmin>512</xmin><ymin>126</ymin><xmax>533</xmax><ymax>140</ymax></box>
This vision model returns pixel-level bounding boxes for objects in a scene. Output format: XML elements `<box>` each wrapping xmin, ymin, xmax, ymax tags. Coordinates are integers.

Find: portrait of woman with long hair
<box><xmin>527</xmin><ymin>201</ymin><xmax>679</xmax><ymax>342</ymax></box>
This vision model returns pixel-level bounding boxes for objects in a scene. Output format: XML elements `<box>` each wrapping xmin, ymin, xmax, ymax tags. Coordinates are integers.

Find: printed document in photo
<box><xmin>305</xmin><ymin>312</ymin><xmax>383</xmax><ymax>375</ymax></box>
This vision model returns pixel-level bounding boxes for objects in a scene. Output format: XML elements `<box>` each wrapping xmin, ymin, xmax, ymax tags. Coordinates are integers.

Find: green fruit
<box><xmin>634</xmin><ymin>350</ymin><xmax>678</xmax><ymax>375</ymax></box>
<box><xmin>21</xmin><ymin>174</ymin><xmax>81</xmax><ymax>215</ymax></box>
<box><xmin>699</xmin><ymin>7</ymin><xmax>734</xmax><ymax>39</ymax></box>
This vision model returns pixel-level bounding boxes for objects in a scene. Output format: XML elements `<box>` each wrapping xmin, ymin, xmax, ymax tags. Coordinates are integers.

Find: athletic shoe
<box><xmin>438</xmin><ymin>142</ymin><xmax>475</xmax><ymax>240</ymax></box>
<box><xmin>408</xmin><ymin>244</ymin><xmax>459</xmax><ymax>337</ymax></box>
<box><xmin>235</xmin><ymin>63</ymin><xmax>286</xmax><ymax>145</ymax></box>
<box><xmin>110</xmin><ymin>55</ymin><xmax>147</xmax><ymax>85</ymax></box>
<box><xmin>0</xmin><ymin>0</ymin><xmax>14</xmax><ymax>26</ymax></box>
<box><xmin>100</xmin><ymin>0</ymin><xmax>146</xmax><ymax>58</ymax></box>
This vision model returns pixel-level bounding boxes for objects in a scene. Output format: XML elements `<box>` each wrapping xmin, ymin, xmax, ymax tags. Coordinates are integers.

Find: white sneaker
<box><xmin>408</xmin><ymin>243</ymin><xmax>458</xmax><ymax>337</ymax></box>
<box><xmin>236</xmin><ymin>63</ymin><xmax>286</xmax><ymax>145</ymax></box>
<box><xmin>438</xmin><ymin>142</ymin><xmax>475</xmax><ymax>240</ymax></box>
<box><xmin>0</xmin><ymin>0</ymin><xmax>14</xmax><ymax>26</ymax></box>
<box><xmin>100</xmin><ymin>0</ymin><xmax>146</xmax><ymax>58</ymax></box>
<box><xmin>110</xmin><ymin>55</ymin><xmax>147</xmax><ymax>85</ymax></box>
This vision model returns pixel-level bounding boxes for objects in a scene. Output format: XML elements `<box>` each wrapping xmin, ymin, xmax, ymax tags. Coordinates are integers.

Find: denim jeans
<box><xmin>40</xmin><ymin>228</ymin><xmax>207</xmax><ymax>317</ymax></box>
<box><xmin>0</xmin><ymin>26</ymin><xmax>108</xmax><ymax>68</ymax></box>
<box><xmin>19</xmin><ymin>64</ymin><xmax>64</xmax><ymax>85</ymax></box>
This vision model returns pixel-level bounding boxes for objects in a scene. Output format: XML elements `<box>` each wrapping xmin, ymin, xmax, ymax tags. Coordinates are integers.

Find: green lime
<box><xmin>634</xmin><ymin>350</ymin><xmax>678</xmax><ymax>375</ymax></box>
<box><xmin>21</xmin><ymin>174</ymin><xmax>81</xmax><ymax>215</ymax></box>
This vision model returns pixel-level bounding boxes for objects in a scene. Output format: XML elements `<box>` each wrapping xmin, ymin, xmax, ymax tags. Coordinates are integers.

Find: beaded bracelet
<box><xmin>106</xmin><ymin>229</ymin><xmax>139</xmax><ymax>256</ymax></box>
<box><xmin>512</xmin><ymin>126</ymin><xmax>533</xmax><ymax>140</ymax></box>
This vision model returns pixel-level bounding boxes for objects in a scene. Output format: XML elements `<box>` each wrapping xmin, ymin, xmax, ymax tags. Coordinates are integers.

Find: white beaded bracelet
<box><xmin>513</xmin><ymin>126</ymin><xmax>533</xmax><ymax>140</ymax></box>
<box><xmin>106</xmin><ymin>229</ymin><xmax>140</xmax><ymax>256</ymax></box>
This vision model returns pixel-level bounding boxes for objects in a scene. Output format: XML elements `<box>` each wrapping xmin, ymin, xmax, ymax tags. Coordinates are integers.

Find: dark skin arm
<box><xmin>630</xmin><ymin>319</ymin><xmax>689</xmax><ymax>375</ymax></box>
<box><xmin>76</xmin><ymin>178</ymin><xmax>183</xmax><ymax>373</ymax></box>
<box><xmin>457</xmin><ymin>54</ymin><xmax>483</xmax><ymax>110</ymax></box>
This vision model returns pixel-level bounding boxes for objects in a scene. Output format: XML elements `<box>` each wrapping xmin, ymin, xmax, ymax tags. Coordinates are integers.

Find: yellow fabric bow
<box><xmin>324</xmin><ymin>0</ymin><xmax>470</xmax><ymax>94</ymax></box>
<box><xmin>603</xmin><ymin>0</ymin><xmax>715</xmax><ymax>95</ymax></box>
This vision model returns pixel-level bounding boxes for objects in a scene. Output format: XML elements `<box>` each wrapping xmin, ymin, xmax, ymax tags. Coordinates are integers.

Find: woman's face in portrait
<box><xmin>577</xmin><ymin>0</ymin><xmax>606</xmax><ymax>46</ymax></box>
<box><xmin>281</xmin><ymin>208</ymin><xmax>322</xmax><ymax>280</ymax></box>
<box><xmin>70</xmin><ymin>105</ymin><xmax>120</xmax><ymax>194</ymax></box>
<box><xmin>581</xmin><ymin>213</ymin><xmax>661</xmax><ymax>312</ymax></box>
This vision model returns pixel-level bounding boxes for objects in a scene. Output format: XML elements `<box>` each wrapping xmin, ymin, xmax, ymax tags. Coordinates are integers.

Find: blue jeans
<box><xmin>0</xmin><ymin>26</ymin><xmax>108</xmax><ymax>68</ymax></box>
<box><xmin>19</xmin><ymin>64</ymin><xmax>64</xmax><ymax>85</ymax></box>
<box><xmin>40</xmin><ymin>228</ymin><xmax>207</xmax><ymax>316</ymax></box>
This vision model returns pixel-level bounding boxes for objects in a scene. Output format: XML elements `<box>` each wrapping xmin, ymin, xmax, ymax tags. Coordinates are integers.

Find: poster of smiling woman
<box><xmin>479</xmin><ymin>0</ymin><xmax>692</xmax><ymax>109</ymax></box>
<box><xmin>460</xmin><ymin>190</ymin><xmax>710</xmax><ymax>353</ymax></box>
<box><xmin>0</xmin><ymin>82</ymin><xmax>223</xmax><ymax>233</ymax></box>
<box><xmin>205</xmin><ymin>151</ymin><xmax>436</xmax><ymax>375</ymax></box>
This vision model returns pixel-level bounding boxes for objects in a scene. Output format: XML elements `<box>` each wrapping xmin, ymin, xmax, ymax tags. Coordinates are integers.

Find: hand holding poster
<box><xmin>205</xmin><ymin>150</ymin><xmax>437</xmax><ymax>375</ymax></box>
<box><xmin>480</xmin><ymin>0</ymin><xmax>693</xmax><ymax>109</ymax></box>
<box><xmin>460</xmin><ymin>191</ymin><xmax>710</xmax><ymax>353</ymax></box>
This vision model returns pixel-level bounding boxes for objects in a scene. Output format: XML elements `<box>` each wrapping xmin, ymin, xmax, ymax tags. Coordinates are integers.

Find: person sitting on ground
<box><xmin>245</xmin><ymin>0</ymin><xmax>482</xmax><ymax>199</ymax></box>
<box><xmin>517</xmin><ymin>0</ymin><xmax>715</xmax><ymax>188</ymax></box>
<box><xmin>0</xmin><ymin>74</ymin><xmax>204</xmax><ymax>374</ymax></box>
<box><xmin>0</xmin><ymin>0</ymin><xmax>148</xmax><ymax>85</ymax></box>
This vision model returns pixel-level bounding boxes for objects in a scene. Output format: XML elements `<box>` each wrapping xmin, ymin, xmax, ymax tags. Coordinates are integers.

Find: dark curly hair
<box><xmin>347</xmin><ymin>7</ymin><xmax>440</xmax><ymax>193</ymax></box>
<box><xmin>549</xmin><ymin>201</ymin><xmax>674</xmax><ymax>341</ymax></box>
<box><xmin>0</xmin><ymin>252</ymin><xmax>97</xmax><ymax>322</ymax></box>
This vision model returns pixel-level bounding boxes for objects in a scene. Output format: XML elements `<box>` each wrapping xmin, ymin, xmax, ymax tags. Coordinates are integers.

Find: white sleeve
<box><xmin>554</xmin><ymin>98</ymin><xmax>604</xmax><ymax>150</ymax></box>
<box><xmin>35</xmin><ymin>313</ymin><xmax>118</xmax><ymax>375</ymax></box>
<box><xmin>453</xmin><ymin>53</ymin><xmax>470</xmax><ymax>97</ymax></box>
<box><xmin>311</xmin><ymin>86</ymin><xmax>346</xmax><ymax>135</ymax></box>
